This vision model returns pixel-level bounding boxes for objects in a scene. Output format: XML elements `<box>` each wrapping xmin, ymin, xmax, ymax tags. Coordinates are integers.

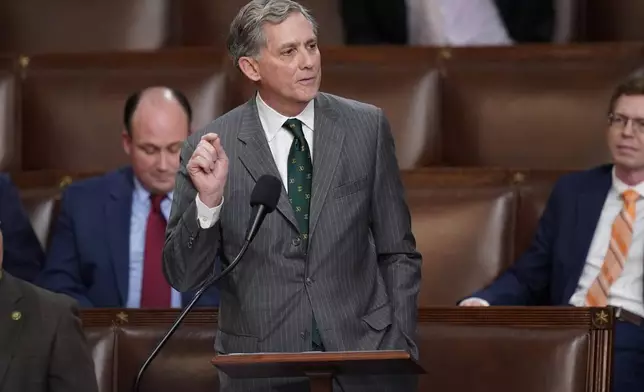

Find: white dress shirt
<box><xmin>462</xmin><ymin>167</ymin><xmax>644</xmax><ymax>317</ymax></box>
<box><xmin>568</xmin><ymin>168</ymin><xmax>644</xmax><ymax>317</ymax></box>
<box><xmin>196</xmin><ymin>93</ymin><xmax>315</xmax><ymax>228</ymax></box>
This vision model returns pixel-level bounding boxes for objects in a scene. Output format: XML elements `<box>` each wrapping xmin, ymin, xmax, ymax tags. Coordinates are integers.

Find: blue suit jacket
<box><xmin>36</xmin><ymin>166</ymin><xmax>219</xmax><ymax>308</ymax></box>
<box><xmin>472</xmin><ymin>164</ymin><xmax>618</xmax><ymax>306</ymax></box>
<box><xmin>0</xmin><ymin>174</ymin><xmax>45</xmax><ymax>282</ymax></box>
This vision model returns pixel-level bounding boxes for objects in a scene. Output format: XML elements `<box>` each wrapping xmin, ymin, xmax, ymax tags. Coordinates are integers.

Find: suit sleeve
<box><xmin>35</xmin><ymin>190</ymin><xmax>93</xmax><ymax>307</ymax></box>
<box><xmin>370</xmin><ymin>109</ymin><xmax>422</xmax><ymax>358</ymax></box>
<box><xmin>0</xmin><ymin>174</ymin><xmax>45</xmax><ymax>282</ymax></box>
<box><xmin>470</xmin><ymin>180</ymin><xmax>561</xmax><ymax>305</ymax></box>
<box><xmin>163</xmin><ymin>137</ymin><xmax>222</xmax><ymax>292</ymax></box>
<box><xmin>49</xmin><ymin>298</ymin><xmax>99</xmax><ymax>392</ymax></box>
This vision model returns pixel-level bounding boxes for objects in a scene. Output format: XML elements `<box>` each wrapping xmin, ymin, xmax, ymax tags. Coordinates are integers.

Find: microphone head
<box><xmin>250</xmin><ymin>175</ymin><xmax>282</xmax><ymax>213</ymax></box>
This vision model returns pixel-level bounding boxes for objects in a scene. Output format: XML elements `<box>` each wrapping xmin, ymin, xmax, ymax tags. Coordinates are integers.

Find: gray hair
<box><xmin>227</xmin><ymin>0</ymin><xmax>318</xmax><ymax>69</ymax></box>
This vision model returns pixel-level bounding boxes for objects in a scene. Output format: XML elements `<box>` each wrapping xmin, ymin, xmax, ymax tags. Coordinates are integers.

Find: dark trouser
<box><xmin>613</xmin><ymin>321</ymin><xmax>644</xmax><ymax>392</ymax></box>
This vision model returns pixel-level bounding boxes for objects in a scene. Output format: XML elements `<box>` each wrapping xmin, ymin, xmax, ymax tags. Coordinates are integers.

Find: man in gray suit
<box><xmin>0</xmin><ymin>229</ymin><xmax>99</xmax><ymax>392</ymax></box>
<box><xmin>163</xmin><ymin>0</ymin><xmax>422</xmax><ymax>390</ymax></box>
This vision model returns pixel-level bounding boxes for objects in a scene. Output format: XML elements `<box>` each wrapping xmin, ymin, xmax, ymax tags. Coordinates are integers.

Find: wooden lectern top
<box><xmin>211</xmin><ymin>350</ymin><xmax>425</xmax><ymax>379</ymax></box>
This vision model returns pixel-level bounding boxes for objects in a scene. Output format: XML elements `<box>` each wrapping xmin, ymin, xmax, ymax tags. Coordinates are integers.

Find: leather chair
<box><xmin>402</xmin><ymin>169</ymin><xmax>516</xmax><ymax>306</ymax></box>
<box><xmin>580</xmin><ymin>0</ymin><xmax>644</xmax><ymax>42</ymax></box>
<box><xmin>176</xmin><ymin>0</ymin><xmax>344</xmax><ymax>49</ymax></box>
<box><xmin>79</xmin><ymin>306</ymin><xmax>613</xmax><ymax>392</ymax></box>
<box><xmin>439</xmin><ymin>44</ymin><xmax>644</xmax><ymax>169</ymax></box>
<box><xmin>320</xmin><ymin>48</ymin><xmax>442</xmax><ymax>169</ymax></box>
<box><xmin>0</xmin><ymin>56</ymin><xmax>18</xmax><ymax>171</ymax></box>
<box><xmin>0</xmin><ymin>0</ymin><xmax>173</xmax><ymax>54</ymax></box>
<box><xmin>416</xmin><ymin>306</ymin><xmax>613</xmax><ymax>392</ymax></box>
<box><xmin>19</xmin><ymin>50</ymin><xmax>230</xmax><ymax>171</ymax></box>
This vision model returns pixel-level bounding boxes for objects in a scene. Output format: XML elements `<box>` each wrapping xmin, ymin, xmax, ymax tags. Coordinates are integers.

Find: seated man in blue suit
<box><xmin>37</xmin><ymin>86</ymin><xmax>219</xmax><ymax>308</ymax></box>
<box><xmin>460</xmin><ymin>69</ymin><xmax>644</xmax><ymax>391</ymax></box>
<box><xmin>0</xmin><ymin>173</ymin><xmax>45</xmax><ymax>282</ymax></box>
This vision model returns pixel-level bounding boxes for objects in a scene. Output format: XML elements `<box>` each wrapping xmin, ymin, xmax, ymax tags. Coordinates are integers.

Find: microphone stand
<box><xmin>133</xmin><ymin>240</ymin><xmax>251</xmax><ymax>392</ymax></box>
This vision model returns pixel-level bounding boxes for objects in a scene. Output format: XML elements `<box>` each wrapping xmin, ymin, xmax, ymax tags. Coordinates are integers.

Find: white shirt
<box><xmin>568</xmin><ymin>168</ymin><xmax>644</xmax><ymax>317</ymax></box>
<box><xmin>195</xmin><ymin>93</ymin><xmax>315</xmax><ymax>228</ymax></box>
<box><xmin>463</xmin><ymin>167</ymin><xmax>644</xmax><ymax>317</ymax></box>
<box><xmin>406</xmin><ymin>0</ymin><xmax>513</xmax><ymax>46</ymax></box>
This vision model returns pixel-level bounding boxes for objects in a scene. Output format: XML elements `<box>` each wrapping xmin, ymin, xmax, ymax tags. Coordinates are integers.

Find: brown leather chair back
<box><xmin>19</xmin><ymin>50</ymin><xmax>230</xmax><ymax>171</ymax></box>
<box><xmin>513</xmin><ymin>170</ymin><xmax>572</xmax><ymax>259</ymax></box>
<box><xmin>177</xmin><ymin>0</ymin><xmax>343</xmax><ymax>49</ymax></box>
<box><xmin>440</xmin><ymin>45</ymin><xmax>644</xmax><ymax>169</ymax></box>
<box><xmin>581</xmin><ymin>0</ymin><xmax>644</xmax><ymax>41</ymax></box>
<box><xmin>19</xmin><ymin>187</ymin><xmax>61</xmax><ymax>250</ymax></box>
<box><xmin>81</xmin><ymin>309</ymin><xmax>219</xmax><ymax>392</ymax></box>
<box><xmin>84</xmin><ymin>326</ymin><xmax>116</xmax><ymax>392</ymax></box>
<box><xmin>320</xmin><ymin>48</ymin><xmax>441</xmax><ymax>169</ymax></box>
<box><xmin>403</xmin><ymin>170</ymin><xmax>516</xmax><ymax>306</ymax></box>
<box><xmin>0</xmin><ymin>57</ymin><xmax>18</xmax><ymax>171</ymax></box>
<box><xmin>416</xmin><ymin>307</ymin><xmax>613</xmax><ymax>392</ymax></box>
<box><xmin>0</xmin><ymin>0</ymin><xmax>173</xmax><ymax>54</ymax></box>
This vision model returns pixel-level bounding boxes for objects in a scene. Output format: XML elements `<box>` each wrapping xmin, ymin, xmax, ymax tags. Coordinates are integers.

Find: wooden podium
<box><xmin>211</xmin><ymin>350</ymin><xmax>425</xmax><ymax>392</ymax></box>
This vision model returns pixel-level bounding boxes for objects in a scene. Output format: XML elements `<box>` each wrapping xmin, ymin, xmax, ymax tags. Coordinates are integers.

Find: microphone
<box><xmin>133</xmin><ymin>175</ymin><xmax>282</xmax><ymax>392</ymax></box>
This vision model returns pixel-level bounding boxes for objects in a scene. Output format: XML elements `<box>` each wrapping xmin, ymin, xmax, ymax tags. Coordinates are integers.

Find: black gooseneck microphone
<box><xmin>133</xmin><ymin>174</ymin><xmax>282</xmax><ymax>392</ymax></box>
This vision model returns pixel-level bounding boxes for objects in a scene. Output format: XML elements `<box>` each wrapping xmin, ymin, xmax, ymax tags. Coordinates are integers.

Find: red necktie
<box><xmin>140</xmin><ymin>194</ymin><xmax>171</xmax><ymax>308</ymax></box>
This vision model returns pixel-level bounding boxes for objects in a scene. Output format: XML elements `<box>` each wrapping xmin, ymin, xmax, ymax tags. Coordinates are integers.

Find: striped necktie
<box><xmin>586</xmin><ymin>189</ymin><xmax>639</xmax><ymax>307</ymax></box>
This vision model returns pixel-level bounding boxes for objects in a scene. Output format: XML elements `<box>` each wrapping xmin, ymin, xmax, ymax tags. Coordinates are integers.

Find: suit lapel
<box><xmin>0</xmin><ymin>273</ymin><xmax>25</xmax><ymax>387</ymax></box>
<box><xmin>308</xmin><ymin>94</ymin><xmax>344</xmax><ymax>239</ymax></box>
<box><xmin>567</xmin><ymin>167</ymin><xmax>612</xmax><ymax>299</ymax></box>
<box><xmin>237</xmin><ymin>99</ymin><xmax>299</xmax><ymax>230</ymax></box>
<box><xmin>105</xmin><ymin>168</ymin><xmax>134</xmax><ymax>306</ymax></box>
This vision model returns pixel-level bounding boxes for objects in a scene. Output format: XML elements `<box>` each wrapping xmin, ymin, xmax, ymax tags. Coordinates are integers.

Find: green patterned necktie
<box><xmin>283</xmin><ymin>118</ymin><xmax>323</xmax><ymax>350</ymax></box>
<box><xmin>284</xmin><ymin>118</ymin><xmax>312</xmax><ymax>243</ymax></box>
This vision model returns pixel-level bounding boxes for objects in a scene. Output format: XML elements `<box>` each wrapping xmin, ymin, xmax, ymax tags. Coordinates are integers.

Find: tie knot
<box><xmin>623</xmin><ymin>189</ymin><xmax>640</xmax><ymax>204</ymax></box>
<box><xmin>284</xmin><ymin>118</ymin><xmax>305</xmax><ymax>141</ymax></box>
<box><xmin>150</xmin><ymin>194</ymin><xmax>165</xmax><ymax>213</ymax></box>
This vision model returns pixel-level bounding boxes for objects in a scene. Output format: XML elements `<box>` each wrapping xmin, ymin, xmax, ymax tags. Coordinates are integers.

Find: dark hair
<box><xmin>123</xmin><ymin>88</ymin><xmax>193</xmax><ymax>136</ymax></box>
<box><xmin>608</xmin><ymin>67</ymin><xmax>644</xmax><ymax>115</ymax></box>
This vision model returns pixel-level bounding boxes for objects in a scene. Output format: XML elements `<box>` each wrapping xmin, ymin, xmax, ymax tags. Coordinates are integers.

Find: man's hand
<box><xmin>459</xmin><ymin>298</ymin><xmax>490</xmax><ymax>307</ymax></box>
<box><xmin>187</xmin><ymin>133</ymin><xmax>228</xmax><ymax>207</ymax></box>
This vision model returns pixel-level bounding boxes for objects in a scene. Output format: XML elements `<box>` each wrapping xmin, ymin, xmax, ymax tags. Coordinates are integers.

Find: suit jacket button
<box><xmin>306</xmin><ymin>278</ymin><xmax>313</xmax><ymax>286</ymax></box>
<box><xmin>292</xmin><ymin>236</ymin><xmax>301</xmax><ymax>246</ymax></box>
<box><xmin>300</xmin><ymin>332</ymin><xmax>306</xmax><ymax>339</ymax></box>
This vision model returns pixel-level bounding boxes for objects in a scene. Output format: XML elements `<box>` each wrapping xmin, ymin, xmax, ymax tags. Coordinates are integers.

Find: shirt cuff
<box><xmin>458</xmin><ymin>297</ymin><xmax>490</xmax><ymax>306</ymax></box>
<box><xmin>195</xmin><ymin>194</ymin><xmax>223</xmax><ymax>229</ymax></box>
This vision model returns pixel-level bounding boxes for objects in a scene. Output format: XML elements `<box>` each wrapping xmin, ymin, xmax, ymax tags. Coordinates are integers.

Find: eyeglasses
<box><xmin>608</xmin><ymin>112</ymin><xmax>644</xmax><ymax>134</ymax></box>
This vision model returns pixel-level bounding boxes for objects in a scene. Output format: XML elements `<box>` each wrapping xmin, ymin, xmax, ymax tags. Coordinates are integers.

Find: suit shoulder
<box><xmin>319</xmin><ymin>92</ymin><xmax>381</xmax><ymax>118</ymax></box>
<box><xmin>188</xmin><ymin>104</ymin><xmax>247</xmax><ymax>144</ymax></box>
<box><xmin>62</xmin><ymin>166</ymin><xmax>132</xmax><ymax>197</ymax></box>
<box><xmin>551</xmin><ymin>164</ymin><xmax>612</xmax><ymax>190</ymax></box>
<box><xmin>19</xmin><ymin>278</ymin><xmax>78</xmax><ymax>315</ymax></box>
<box><xmin>552</xmin><ymin>165</ymin><xmax>612</xmax><ymax>198</ymax></box>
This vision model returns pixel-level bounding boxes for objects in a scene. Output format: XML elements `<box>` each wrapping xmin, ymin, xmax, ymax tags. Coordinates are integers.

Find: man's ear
<box><xmin>122</xmin><ymin>130</ymin><xmax>132</xmax><ymax>156</ymax></box>
<box><xmin>238</xmin><ymin>56</ymin><xmax>261</xmax><ymax>82</ymax></box>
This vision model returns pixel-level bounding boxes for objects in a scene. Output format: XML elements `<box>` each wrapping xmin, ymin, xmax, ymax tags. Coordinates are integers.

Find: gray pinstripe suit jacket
<box><xmin>163</xmin><ymin>92</ymin><xmax>422</xmax><ymax>391</ymax></box>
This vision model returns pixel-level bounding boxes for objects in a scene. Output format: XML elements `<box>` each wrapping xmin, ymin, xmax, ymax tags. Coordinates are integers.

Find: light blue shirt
<box><xmin>127</xmin><ymin>178</ymin><xmax>182</xmax><ymax>308</ymax></box>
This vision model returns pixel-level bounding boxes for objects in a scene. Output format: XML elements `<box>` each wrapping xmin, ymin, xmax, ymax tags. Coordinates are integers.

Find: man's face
<box><xmin>250</xmin><ymin>12</ymin><xmax>321</xmax><ymax>109</ymax></box>
<box><xmin>607</xmin><ymin>95</ymin><xmax>644</xmax><ymax>172</ymax></box>
<box><xmin>122</xmin><ymin>100</ymin><xmax>188</xmax><ymax>194</ymax></box>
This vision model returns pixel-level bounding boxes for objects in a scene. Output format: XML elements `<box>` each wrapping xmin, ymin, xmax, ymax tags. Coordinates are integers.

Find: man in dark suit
<box><xmin>461</xmin><ymin>68</ymin><xmax>644</xmax><ymax>392</ymax></box>
<box><xmin>163</xmin><ymin>1</ymin><xmax>422</xmax><ymax>391</ymax></box>
<box><xmin>0</xmin><ymin>229</ymin><xmax>99</xmax><ymax>392</ymax></box>
<box><xmin>36</xmin><ymin>87</ymin><xmax>218</xmax><ymax>308</ymax></box>
<box><xmin>0</xmin><ymin>173</ymin><xmax>45</xmax><ymax>282</ymax></box>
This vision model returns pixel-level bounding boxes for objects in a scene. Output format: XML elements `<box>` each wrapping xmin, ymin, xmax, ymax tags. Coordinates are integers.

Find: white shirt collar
<box><xmin>611</xmin><ymin>166</ymin><xmax>644</xmax><ymax>199</ymax></box>
<box><xmin>133</xmin><ymin>176</ymin><xmax>173</xmax><ymax>203</ymax></box>
<box><xmin>255</xmin><ymin>93</ymin><xmax>315</xmax><ymax>142</ymax></box>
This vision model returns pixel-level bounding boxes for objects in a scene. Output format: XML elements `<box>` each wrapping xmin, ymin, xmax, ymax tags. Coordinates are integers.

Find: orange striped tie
<box><xmin>586</xmin><ymin>189</ymin><xmax>640</xmax><ymax>307</ymax></box>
